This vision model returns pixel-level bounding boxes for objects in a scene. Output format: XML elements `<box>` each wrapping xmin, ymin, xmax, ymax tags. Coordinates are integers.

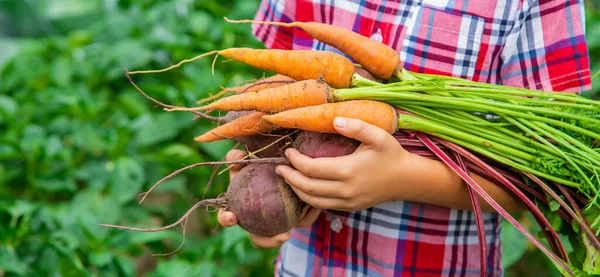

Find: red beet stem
<box><xmin>452</xmin><ymin>151</ymin><xmax>487</xmax><ymax>276</ymax></box>
<box><xmin>431</xmin><ymin>136</ymin><xmax>569</xmax><ymax>261</ymax></box>
<box><xmin>418</xmin><ymin>133</ymin><xmax>572</xmax><ymax>275</ymax></box>
<box><xmin>525</xmin><ymin>173</ymin><xmax>600</xmax><ymax>251</ymax></box>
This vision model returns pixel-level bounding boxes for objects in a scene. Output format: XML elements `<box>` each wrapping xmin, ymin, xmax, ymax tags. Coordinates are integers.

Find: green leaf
<box><xmin>572</xmin><ymin>219</ymin><xmax>582</xmax><ymax>233</ymax></box>
<box><xmin>159</xmin><ymin>143</ymin><xmax>203</xmax><ymax>164</ymax></box>
<box><xmin>88</xmin><ymin>251</ymin><xmax>113</xmax><ymax>267</ymax></box>
<box><xmin>148</xmin><ymin>258</ymin><xmax>214</xmax><ymax>277</ymax></box>
<box><xmin>115</xmin><ymin>256</ymin><xmax>136</xmax><ymax>277</ymax></box>
<box><xmin>108</xmin><ymin>157</ymin><xmax>145</xmax><ymax>203</ymax></box>
<box><xmin>20</xmin><ymin>125</ymin><xmax>46</xmax><ymax>157</ymax></box>
<box><xmin>0</xmin><ymin>95</ymin><xmax>18</xmax><ymax>121</ymax></box>
<box><xmin>74</xmin><ymin>161</ymin><xmax>109</xmax><ymax>190</ymax></box>
<box><xmin>38</xmin><ymin>247</ymin><xmax>59</xmax><ymax>275</ymax></box>
<box><xmin>35</xmin><ymin>177</ymin><xmax>77</xmax><ymax>193</ymax></box>
<box><xmin>44</xmin><ymin>135</ymin><xmax>64</xmax><ymax>158</ymax></box>
<box><xmin>549</xmin><ymin>200</ymin><xmax>561</xmax><ymax>212</ymax></box>
<box><xmin>71</xmin><ymin>122</ymin><xmax>108</xmax><ymax>153</ymax></box>
<box><xmin>128</xmin><ymin>230</ymin><xmax>182</xmax><ymax>244</ymax></box>
<box><xmin>153</xmin><ymin>175</ymin><xmax>186</xmax><ymax>195</ymax></box>
<box><xmin>0</xmin><ymin>246</ymin><xmax>29</xmax><ymax>276</ymax></box>
<box><xmin>583</xmin><ymin>232</ymin><xmax>600</xmax><ymax>274</ymax></box>
<box><xmin>188</xmin><ymin>12</ymin><xmax>213</xmax><ymax>35</ymax></box>
<box><xmin>221</xmin><ymin>225</ymin><xmax>248</xmax><ymax>254</ymax></box>
<box><xmin>501</xmin><ymin>219</ymin><xmax>529</xmax><ymax>268</ymax></box>
<box><xmin>107</xmin><ymin>40</ymin><xmax>152</xmax><ymax>78</ymax></box>
<box><xmin>50</xmin><ymin>57</ymin><xmax>73</xmax><ymax>87</ymax></box>
<box><xmin>8</xmin><ymin>200</ymin><xmax>38</xmax><ymax>219</ymax></box>
<box><xmin>133</xmin><ymin>113</ymin><xmax>194</xmax><ymax>147</ymax></box>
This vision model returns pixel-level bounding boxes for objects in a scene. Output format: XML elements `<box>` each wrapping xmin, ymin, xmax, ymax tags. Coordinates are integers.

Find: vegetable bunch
<box><xmin>102</xmin><ymin>18</ymin><xmax>600</xmax><ymax>276</ymax></box>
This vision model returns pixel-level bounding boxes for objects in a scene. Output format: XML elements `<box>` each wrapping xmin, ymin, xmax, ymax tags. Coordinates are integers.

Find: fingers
<box><xmin>250</xmin><ymin>232</ymin><xmax>291</xmax><ymax>248</ymax></box>
<box><xmin>226</xmin><ymin>149</ymin><xmax>247</xmax><ymax>180</ymax></box>
<box><xmin>283</xmin><ymin>148</ymin><xmax>351</xmax><ymax>180</ymax></box>
<box><xmin>276</xmin><ymin>164</ymin><xmax>345</xmax><ymax>198</ymax></box>
<box><xmin>289</xmin><ymin>185</ymin><xmax>349</xmax><ymax>210</ymax></box>
<box><xmin>217</xmin><ymin>209</ymin><xmax>237</xmax><ymax>227</ymax></box>
<box><xmin>333</xmin><ymin>117</ymin><xmax>393</xmax><ymax>148</ymax></box>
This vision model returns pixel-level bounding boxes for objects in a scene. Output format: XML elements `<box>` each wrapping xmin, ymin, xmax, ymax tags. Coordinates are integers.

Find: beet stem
<box><xmin>138</xmin><ymin>157</ymin><xmax>289</xmax><ymax>204</ymax></box>
<box><xmin>452</xmin><ymin>151</ymin><xmax>488</xmax><ymax>276</ymax></box>
<box><xmin>420</xmin><ymin>134</ymin><xmax>572</xmax><ymax>274</ymax></box>
<box><xmin>525</xmin><ymin>173</ymin><xmax>600</xmax><ymax>251</ymax></box>
<box><xmin>124</xmin><ymin>68</ymin><xmax>225</xmax><ymax>123</ymax></box>
<box><xmin>431</xmin><ymin>136</ymin><xmax>570</xmax><ymax>262</ymax></box>
<box><xmin>99</xmin><ymin>198</ymin><xmax>228</xmax><ymax>232</ymax></box>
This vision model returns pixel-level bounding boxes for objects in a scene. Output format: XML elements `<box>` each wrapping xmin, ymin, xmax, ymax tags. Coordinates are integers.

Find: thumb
<box><xmin>333</xmin><ymin>117</ymin><xmax>392</xmax><ymax>147</ymax></box>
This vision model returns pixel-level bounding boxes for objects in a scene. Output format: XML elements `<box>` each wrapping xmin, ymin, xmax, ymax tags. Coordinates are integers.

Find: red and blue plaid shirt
<box><xmin>251</xmin><ymin>1</ymin><xmax>592</xmax><ymax>276</ymax></box>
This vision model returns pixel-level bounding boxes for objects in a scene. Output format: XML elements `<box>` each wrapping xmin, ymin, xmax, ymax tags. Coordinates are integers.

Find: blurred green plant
<box><xmin>0</xmin><ymin>0</ymin><xmax>279</xmax><ymax>276</ymax></box>
<box><xmin>1</xmin><ymin>0</ymin><xmax>599</xmax><ymax>277</ymax></box>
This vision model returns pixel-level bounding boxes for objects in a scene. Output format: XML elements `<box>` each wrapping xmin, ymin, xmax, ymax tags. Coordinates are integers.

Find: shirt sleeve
<box><xmin>499</xmin><ymin>0</ymin><xmax>591</xmax><ymax>93</ymax></box>
<box><xmin>252</xmin><ymin>0</ymin><xmax>296</xmax><ymax>50</ymax></box>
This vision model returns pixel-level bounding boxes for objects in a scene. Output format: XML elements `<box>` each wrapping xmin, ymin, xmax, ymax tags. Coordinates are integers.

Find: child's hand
<box><xmin>275</xmin><ymin>117</ymin><xmax>412</xmax><ymax>212</ymax></box>
<box><xmin>216</xmin><ymin>149</ymin><xmax>322</xmax><ymax>248</ymax></box>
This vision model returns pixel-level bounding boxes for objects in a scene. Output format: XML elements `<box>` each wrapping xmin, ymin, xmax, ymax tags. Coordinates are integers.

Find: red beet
<box><xmin>226</xmin><ymin>164</ymin><xmax>305</xmax><ymax>236</ymax></box>
<box><xmin>294</xmin><ymin>131</ymin><xmax>360</xmax><ymax>158</ymax></box>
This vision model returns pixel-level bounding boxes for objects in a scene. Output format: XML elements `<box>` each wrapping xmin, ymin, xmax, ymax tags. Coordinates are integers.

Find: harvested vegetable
<box><xmin>225</xmin><ymin>164</ymin><xmax>306</xmax><ymax>236</ymax></box>
<box><xmin>262</xmin><ymin>100</ymin><xmax>398</xmax><ymax>134</ymax></box>
<box><xmin>224</xmin><ymin>18</ymin><xmax>401</xmax><ymax>80</ymax></box>
<box><xmin>172</xmin><ymin>79</ymin><xmax>332</xmax><ymax>113</ymax></box>
<box><xmin>194</xmin><ymin>111</ymin><xmax>275</xmax><ymax>142</ymax></box>
<box><xmin>294</xmin><ymin>131</ymin><xmax>360</xmax><ymax>158</ymax></box>
<box><xmin>127</xmin><ymin>48</ymin><xmax>366</xmax><ymax>89</ymax></box>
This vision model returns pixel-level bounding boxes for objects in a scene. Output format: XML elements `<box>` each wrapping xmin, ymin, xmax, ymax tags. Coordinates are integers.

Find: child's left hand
<box><xmin>275</xmin><ymin>117</ymin><xmax>415</xmax><ymax>212</ymax></box>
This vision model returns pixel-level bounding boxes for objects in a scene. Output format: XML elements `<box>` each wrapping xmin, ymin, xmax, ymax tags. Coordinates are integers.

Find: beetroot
<box><xmin>226</xmin><ymin>164</ymin><xmax>305</xmax><ymax>236</ymax></box>
<box><xmin>99</xmin><ymin>158</ymin><xmax>304</xmax><ymax>237</ymax></box>
<box><xmin>294</xmin><ymin>131</ymin><xmax>360</xmax><ymax>158</ymax></box>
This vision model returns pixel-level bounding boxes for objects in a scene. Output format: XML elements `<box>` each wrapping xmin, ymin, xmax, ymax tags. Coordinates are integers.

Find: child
<box><xmin>218</xmin><ymin>0</ymin><xmax>591</xmax><ymax>276</ymax></box>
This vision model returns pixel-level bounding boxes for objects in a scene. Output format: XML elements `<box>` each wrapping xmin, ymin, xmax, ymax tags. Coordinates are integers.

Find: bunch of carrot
<box><xmin>121</xmin><ymin>18</ymin><xmax>600</xmax><ymax>276</ymax></box>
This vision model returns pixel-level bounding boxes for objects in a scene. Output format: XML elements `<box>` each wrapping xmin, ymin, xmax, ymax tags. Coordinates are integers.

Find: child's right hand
<box><xmin>217</xmin><ymin>149</ymin><xmax>322</xmax><ymax>248</ymax></box>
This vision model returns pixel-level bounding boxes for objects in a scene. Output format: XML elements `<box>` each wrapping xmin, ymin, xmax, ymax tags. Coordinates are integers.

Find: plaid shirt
<box><xmin>251</xmin><ymin>1</ymin><xmax>592</xmax><ymax>276</ymax></box>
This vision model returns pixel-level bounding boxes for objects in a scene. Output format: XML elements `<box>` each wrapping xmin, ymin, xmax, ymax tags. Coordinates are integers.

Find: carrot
<box><xmin>194</xmin><ymin>111</ymin><xmax>275</xmax><ymax>142</ymax></box>
<box><xmin>126</xmin><ymin>48</ymin><xmax>356</xmax><ymax>89</ymax></box>
<box><xmin>167</xmin><ymin>79</ymin><xmax>332</xmax><ymax>113</ymax></box>
<box><xmin>262</xmin><ymin>100</ymin><xmax>398</xmax><ymax>134</ymax></box>
<box><xmin>225</xmin><ymin>18</ymin><xmax>401</xmax><ymax>80</ymax></box>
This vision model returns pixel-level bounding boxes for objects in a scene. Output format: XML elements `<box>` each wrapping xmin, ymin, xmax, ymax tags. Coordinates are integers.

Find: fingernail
<box><xmin>334</xmin><ymin>117</ymin><xmax>347</xmax><ymax>129</ymax></box>
<box><xmin>275</xmin><ymin>166</ymin><xmax>281</xmax><ymax>175</ymax></box>
<box><xmin>284</xmin><ymin>148</ymin><xmax>291</xmax><ymax>157</ymax></box>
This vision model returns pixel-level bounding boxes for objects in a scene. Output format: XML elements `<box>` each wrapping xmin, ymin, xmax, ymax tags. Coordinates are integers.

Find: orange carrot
<box><xmin>194</xmin><ymin>111</ymin><xmax>275</xmax><ymax>142</ymax></box>
<box><xmin>127</xmin><ymin>48</ymin><xmax>356</xmax><ymax>89</ymax></box>
<box><xmin>225</xmin><ymin>18</ymin><xmax>401</xmax><ymax>80</ymax></box>
<box><xmin>167</xmin><ymin>79</ymin><xmax>332</xmax><ymax>113</ymax></box>
<box><xmin>262</xmin><ymin>100</ymin><xmax>398</xmax><ymax>134</ymax></box>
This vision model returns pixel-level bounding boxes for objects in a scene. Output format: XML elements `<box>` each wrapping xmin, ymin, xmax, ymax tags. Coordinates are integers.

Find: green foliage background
<box><xmin>0</xmin><ymin>1</ymin><xmax>598</xmax><ymax>276</ymax></box>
